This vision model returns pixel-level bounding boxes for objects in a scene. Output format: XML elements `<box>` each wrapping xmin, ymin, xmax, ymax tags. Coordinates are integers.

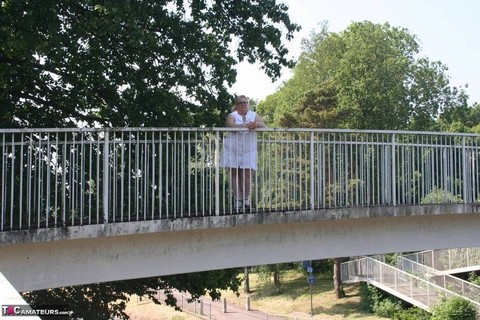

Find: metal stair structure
<box><xmin>401</xmin><ymin>248</ymin><xmax>480</xmax><ymax>275</ymax></box>
<box><xmin>398</xmin><ymin>256</ymin><xmax>480</xmax><ymax>306</ymax></box>
<box><xmin>341</xmin><ymin>255</ymin><xmax>480</xmax><ymax>316</ymax></box>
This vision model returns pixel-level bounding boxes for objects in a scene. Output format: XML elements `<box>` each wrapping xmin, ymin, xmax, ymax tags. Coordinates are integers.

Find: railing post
<box><xmin>103</xmin><ymin>130</ymin><xmax>109</xmax><ymax>223</ymax></box>
<box><xmin>310</xmin><ymin>132</ymin><xmax>315</xmax><ymax>210</ymax></box>
<box><xmin>462</xmin><ymin>136</ymin><xmax>468</xmax><ymax>203</ymax></box>
<box><xmin>215</xmin><ymin>131</ymin><xmax>220</xmax><ymax>216</ymax></box>
<box><xmin>391</xmin><ymin>133</ymin><xmax>396</xmax><ymax>206</ymax></box>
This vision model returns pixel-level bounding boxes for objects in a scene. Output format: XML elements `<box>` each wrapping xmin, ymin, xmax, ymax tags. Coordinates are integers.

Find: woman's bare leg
<box><xmin>242</xmin><ymin>169</ymin><xmax>254</xmax><ymax>206</ymax></box>
<box><xmin>230</xmin><ymin>168</ymin><xmax>242</xmax><ymax>203</ymax></box>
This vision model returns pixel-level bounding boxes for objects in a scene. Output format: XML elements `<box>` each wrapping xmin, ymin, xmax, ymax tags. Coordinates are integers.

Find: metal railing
<box><xmin>142</xmin><ymin>290</ymin><xmax>212</xmax><ymax>319</ymax></box>
<box><xmin>341</xmin><ymin>257</ymin><xmax>480</xmax><ymax>312</ymax></box>
<box><xmin>2</xmin><ymin>127</ymin><xmax>480</xmax><ymax>231</ymax></box>
<box><xmin>175</xmin><ymin>293</ymin><xmax>212</xmax><ymax>319</ymax></box>
<box><xmin>402</xmin><ymin>248</ymin><xmax>480</xmax><ymax>272</ymax></box>
<box><xmin>397</xmin><ymin>256</ymin><xmax>480</xmax><ymax>304</ymax></box>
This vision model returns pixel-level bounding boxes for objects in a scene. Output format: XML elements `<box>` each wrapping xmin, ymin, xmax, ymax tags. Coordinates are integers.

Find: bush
<box><xmin>359</xmin><ymin>283</ymin><xmax>404</xmax><ymax>317</ymax></box>
<box><xmin>373</xmin><ymin>298</ymin><xmax>402</xmax><ymax>318</ymax></box>
<box><xmin>431</xmin><ymin>296</ymin><xmax>477</xmax><ymax>320</ymax></box>
<box><xmin>393</xmin><ymin>308</ymin><xmax>431</xmax><ymax>320</ymax></box>
<box><xmin>468</xmin><ymin>272</ymin><xmax>480</xmax><ymax>286</ymax></box>
<box><xmin>359</xmin><ymin>282</ymin><xmax>433</xmax><ymax>319</ymax></box>
<box><xmin>358</xmin><ymin>283</ymin><xmax>375</xmax><ymax>312</ymax></box>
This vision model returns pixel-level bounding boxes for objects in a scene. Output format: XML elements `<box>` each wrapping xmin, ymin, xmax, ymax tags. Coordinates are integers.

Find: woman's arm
<box><xmin>254</xmin><ymin>114</ymin><xmax>266</xmax><ymax>128</ymax></box>
<box><xmin>225</xmin><ymin>114</ymin><xmax>244</xmax><ymax>128</ymax></box>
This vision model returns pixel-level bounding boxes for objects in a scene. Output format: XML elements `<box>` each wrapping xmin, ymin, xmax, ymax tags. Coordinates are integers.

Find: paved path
<box><xmin>170</xmin><ymin>291</ymin><xmax>269</xmax><ymax>320</ymax></box>
<box><xmin>200</xmin><ymin>296</ymin><xmax>267</xmax><ymax>320</ymax></box>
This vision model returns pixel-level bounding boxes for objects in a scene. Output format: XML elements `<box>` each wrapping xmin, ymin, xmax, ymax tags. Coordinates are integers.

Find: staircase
<box><xmin>398</xmin><ymin>254</ymin><xmax>480</xmax><ymax>305</ymax></box>
<box><xmin>402</xmin><ymin>248</ymin><xmax>480</xmax><ymax>275</ymax></box>
<box><xmin>341</xmin><ymin>255</ymin><xmax>480</xmax><ymax>315</ymax></box>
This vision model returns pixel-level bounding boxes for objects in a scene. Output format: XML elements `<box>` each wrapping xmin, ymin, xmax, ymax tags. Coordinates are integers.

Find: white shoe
<box><xmin>234</xmin><ymin>200</ymin><xmax>243</xmax><ymax>211</ymax></box>
<box><xmin>243</xmin><ymin>199</ymin><xmax>251</xmax><ymax>210</ymax></box>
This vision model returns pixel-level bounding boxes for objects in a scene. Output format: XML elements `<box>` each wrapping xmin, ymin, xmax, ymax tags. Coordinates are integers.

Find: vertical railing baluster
<box><xmin>120</xmin><ymin>131</ymin><xmax>125</xmax><ymax>222</ymax></box>
<box><xmin>151</xmin><ymin>131</ymin><xmax>155</xmax><ymax>220</ymax></box>
<box><xmin>96</xmin><ymin>133</ymin><xmax>101</xmax><ymax>224</ymax></box>
<box><xmin>88</xmin><ymin>132</ymin><xmax>92</xmax><ymax>224</ymax></box>
<box><xmin>462</xmin><ymin>136</ymin><xmax>468</xmax><ymax>203</ymax></box>
<box><xmin>46</xmin><ymin>133</ymin><xmax>51</xmax><ymax>227</ymax></box>
<box><xmin>62</xmin><ymin>133</ymin><xmax>67</xmax><ymax>226</ymax></box>
<box><xmin>128</xmin><ymin>132</ymin><xmax>132</xmax><ymax>221</ymax></box>
<box><xmin>10</xmin><ymin>134</ymin><xmax>15</xmax><ymax>229</ymax></box>
<box><xmin>215</xmin><ymin>131</ymin><xmax>220</xmax><ymax>216</ymax></box>
<box><xmin>80</xmin><ymin>133</ymin><xmax>85</xmax><ymax>224</ymax></box>
<box><xmin>158</xmin><ymin>131</ymin><xmax>163</xmax><ymax>219</ymax></box>
<box><xmin>391</xmin><ymin>133</ymin><xmax>396</xmax><ymax>206</ymax></box>
<box><xmin>1</xmin><ymin>133</ymin><xmax>5</xmax><ymax>231</ymax></box>
<box><xmin>310</xmin><ymin>131</ymin><xmax>315</xmax><ymax>210</ymax></box>
<box><xmin>19</xmin><ymin>133</ymin><xmax>24</xmax><ymax>229</ymax></box>
<box><xmin>103</xmin><ymin>130</ymin><xmax>109</xmax><ymax>223</ymax></box>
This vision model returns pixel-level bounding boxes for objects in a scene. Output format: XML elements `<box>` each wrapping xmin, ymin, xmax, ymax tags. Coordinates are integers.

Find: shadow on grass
<box><xmin>250</xmin><ymin>274</ymin><xmax>347</xmax><ymax>300</ymax></box>
<box><xmin>247</xmin><ymin>273</ymin><xmax>376</xmax><ymax>318</ymax></box>
<box><xmin>312</xmin><ymin>300</ymin><xmax>367</xmax><ymax>317</ymax></box>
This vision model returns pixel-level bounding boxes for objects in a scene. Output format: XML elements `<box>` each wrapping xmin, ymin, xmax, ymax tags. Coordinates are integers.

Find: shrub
<box><xmin>468</xmin><ymin>272</ymin><xmax>480</xmax><ymax>286</ymax></box>
<box><xmin>358</xmin><ymin>283</ymin><xmax>375</xmax><ymax>312</ymax></box>
<box><xmin>373</xmin><ymin>298</ymin><xmax>402</xmax><ymax>318</ymax></box>
<box><xmin>420</xmin><ymin>187</ymin><xmax>462</xmax><ymax>204</ymax></box>
<box><xmin>431</xmin><ymin>296</ymin><xmax>477</xmax><ymax>320</ymax></box>
<box><xmin>393</xmin><ymin>308</ymin><xmax>431</xmax><ymax>320</ymax></box>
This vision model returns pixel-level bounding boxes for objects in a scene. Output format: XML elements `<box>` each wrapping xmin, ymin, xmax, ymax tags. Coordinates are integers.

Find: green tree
<box><xmin>258</xmin><ymin>21</ymin><xmax>469</xmax><ymax>130</ymax></box>
<box><xmin>437</xmin><ymin>102</ymin><xmax>480</xmax><ymax>133</ymax></box>
<box><xmin>2</xmin><ymin>1</ymin><xmax>301</xmax><ymax>318</ymax></box>
<box><xmin>431</xmin><ymin>296</ymin><xmax>477</xmax><ymax>320</ymax></box>
<box><xmin>0</xmin><ymin>0</ymin><xmax>300</xmax><ymax>128</ymax></box>
<box><xmin>22</xmin><ymin>269</ymin><xmax>242</xmax><ymax>320</ymax></box>
<box><xmin>252</xmin><ymin>263</ymin><xmax>296</xmax><ymax>291</ymax></box>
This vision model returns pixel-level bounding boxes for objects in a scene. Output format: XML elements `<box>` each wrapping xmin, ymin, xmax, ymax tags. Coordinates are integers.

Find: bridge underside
<box><xmin>1</xmin><ymin>204</ymin><xmax>480</xmax><ymax>292</ymax></box>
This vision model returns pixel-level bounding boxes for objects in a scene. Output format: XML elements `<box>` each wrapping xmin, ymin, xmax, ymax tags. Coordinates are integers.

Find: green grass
<box><xmin>221</xmin><ymin>270</ymin><xmax>385</xmax><ymax>319</ymax></box>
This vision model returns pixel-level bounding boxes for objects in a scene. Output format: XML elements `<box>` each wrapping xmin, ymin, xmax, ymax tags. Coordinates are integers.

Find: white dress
<box><xmin>219</xmin><ymin>110</ymin><xmax>258</xmax><ymax>170</ymax></box>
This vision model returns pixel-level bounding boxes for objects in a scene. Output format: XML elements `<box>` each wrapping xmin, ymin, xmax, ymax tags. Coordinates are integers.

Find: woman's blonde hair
<box><xmin>232</xmin><ymin>95</ymin><xmax>248</xmax><ymax>111</ymax></box>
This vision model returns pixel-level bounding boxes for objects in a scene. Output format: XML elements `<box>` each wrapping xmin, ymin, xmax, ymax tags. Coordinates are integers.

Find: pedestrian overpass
<box><xmin>1</xmin><ymin>128</ymin><xmax>480</xmax><ymax>293</ymax></box>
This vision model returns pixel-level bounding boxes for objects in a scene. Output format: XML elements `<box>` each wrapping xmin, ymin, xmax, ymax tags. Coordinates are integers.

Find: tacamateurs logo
<box><xmin>2</xmin><ymin>305</ymin><xmax>17</xmax><ymax>316</ymax></box>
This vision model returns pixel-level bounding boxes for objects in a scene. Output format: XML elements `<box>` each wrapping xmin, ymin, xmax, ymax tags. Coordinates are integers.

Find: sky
<box><xmin>230</xmin><ymin>0</ymin><xmax>480</xmax><ymax>105</ymax></box>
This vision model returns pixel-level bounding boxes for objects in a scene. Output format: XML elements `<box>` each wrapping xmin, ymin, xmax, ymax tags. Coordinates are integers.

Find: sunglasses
<box><xmin>236</xmin><ymin>101</ymin><xmax>248</xmax><ymax>105</ymax></box>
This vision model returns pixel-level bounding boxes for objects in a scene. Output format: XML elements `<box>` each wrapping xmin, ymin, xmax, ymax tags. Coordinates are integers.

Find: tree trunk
<box><xmin>273</xmin><ymin>271</ymin><xmax>280</xmax><ymax>289</ymax></box>
<box><xmin>244</xmin><ymin>267</ymin><xmax>250</xmax><ymax>294</ymax></box>
<box><xmin>333</xmin><ymin>258</ymin><xmax>345</xmax><ymax>298</ymax></box>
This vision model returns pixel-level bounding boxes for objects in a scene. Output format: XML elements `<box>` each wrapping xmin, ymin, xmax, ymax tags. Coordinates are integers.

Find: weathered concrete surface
<box><xmin>0</xmin><ymin>271</ymin><xmax>41</xmax><ymax>319</ymax></box>
<box><xmin>1</xmin><ymin>204</ymin><xmax>479</xmax><ymax>292</ymax></box>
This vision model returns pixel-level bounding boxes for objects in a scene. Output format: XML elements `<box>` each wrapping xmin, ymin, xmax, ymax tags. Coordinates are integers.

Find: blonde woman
<box><xmin>219</xmin><ymin>95</ymin><xmax>265</xmax><ymax>211</ymax></box>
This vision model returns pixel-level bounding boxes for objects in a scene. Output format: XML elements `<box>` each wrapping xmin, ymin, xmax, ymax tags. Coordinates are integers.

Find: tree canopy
<box><xmin>0</xmin><ymin>0</ymin><xmax>300</xmax><ymax>128</ymax></box>
<box><xmin>1</xmin><ymin>1</ymin><xmax>301</xmax><ymax>318</ymax></box>
<box><xmin>22</xmin><ymin>269</ymin><xmax>242</xmax><ymax>320</ymax></box>
<box><xmin>257</xmin><ymin>21</ymin><xmax>470</xmax><ymax>131</ymax></box>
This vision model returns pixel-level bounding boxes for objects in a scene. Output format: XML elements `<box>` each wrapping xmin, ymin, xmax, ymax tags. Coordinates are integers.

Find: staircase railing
<box><xmin>341</xmin><ymin>256</ymin><xmax>479</xmax><ymax>312</ymax></box>
<box><xmin>402</xmin><ymin>248</ymin><xmax>480</xmax><ymax>272</ymax></box>
<box><xmin>397</xmin><ymin>256</ymin><xmax>480</xmax><ymax>306</ymax></box>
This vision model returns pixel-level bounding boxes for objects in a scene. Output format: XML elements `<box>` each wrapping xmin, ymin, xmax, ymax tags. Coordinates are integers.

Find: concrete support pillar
<box><xmin>222</xmin><ymin>298</ymin><xmax>227</xmax><ymax>313</ymax></box>
<box><xmin>245</xmin><ymin>295</ymin><xmax>250</xmax><ymax>311</ymax></box>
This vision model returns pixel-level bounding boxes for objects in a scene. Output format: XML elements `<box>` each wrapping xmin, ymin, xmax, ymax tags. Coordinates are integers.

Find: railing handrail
<box><xmin>2</xmin><ymin>126</ymin><xmax>480</xmax><ymax>137</ymax></box>
<box><xmin>401</xmin><ymin>248</ymin><xmax>480</xmax><ymax>271</ymax></box>
<box><xmin>3</xmin><ymin>127</ymin><xmax>480</xmax><ymax>231</ymax></box>
<box><xmin>342</xmin><ymin>257</ymin><xmax>480</xmax><ymax>310</ymax></box>
<box><xmin>397</xmin><ymin>256</ymin><xmax>480</xmax><ymax>304</ymax></box>
<box><xmin>341</xmin><ymin>257</ymin><xmax>480</xmax><ymax>310</ymax></box>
